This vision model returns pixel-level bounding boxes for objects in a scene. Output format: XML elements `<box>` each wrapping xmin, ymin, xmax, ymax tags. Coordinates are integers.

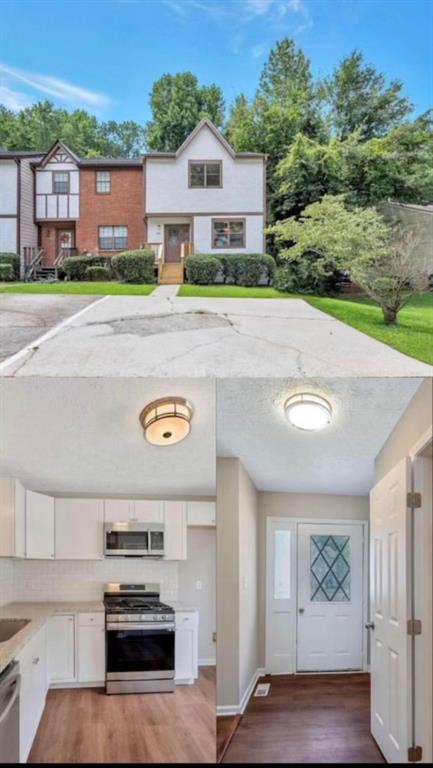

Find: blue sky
<box><xmin>0</xmin><ymin>0</ymin><xmax>432</xmax><ymax>123</ymax></box>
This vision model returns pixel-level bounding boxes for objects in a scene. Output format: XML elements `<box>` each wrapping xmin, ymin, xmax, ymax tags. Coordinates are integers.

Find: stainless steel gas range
<box><xmin>104</xmin><ymin>583</ymin><xmax>175</xmax><ymax>695</ymax></box>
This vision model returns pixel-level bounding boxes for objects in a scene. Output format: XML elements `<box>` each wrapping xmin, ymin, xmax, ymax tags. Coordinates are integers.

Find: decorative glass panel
<box><xmin>310</xmin><ymin>535</ymin><xmax>351</xmax><ymax>602</ymax></box>
<box><xmin>274</xmin><ymin>529</ymin><xmax>291</xmax><ymax>600</ymax></box>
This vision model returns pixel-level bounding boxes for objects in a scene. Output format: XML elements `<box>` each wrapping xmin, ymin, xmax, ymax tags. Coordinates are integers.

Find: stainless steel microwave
<box><xmin>104</xmin><ymin>523</ymin><xmax>165</xmax><ymax>558</ymax></box>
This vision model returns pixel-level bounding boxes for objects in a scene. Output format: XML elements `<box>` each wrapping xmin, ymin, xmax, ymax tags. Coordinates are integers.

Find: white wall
<box><xmin>12</xmin><ymin>559</ymin><xmax>179</xmax><ymax>603</ymax></box>
<box><xmin>146</xmin><ymin>124</ymin><xmax>264</xmax><ymax>215</ymax></box>
<box><xmin>0</xmin><ymin>218</ymin><xmax>17</xmax><ymax>252</ymax></box>
<box><xmin>178</xmin><ymin>528</ymin><xmax>216</xmax><ymax>663</ymax></box>
<box><xmin>0</xmin><ymin>160</ymin><xmax>17</xmax><ymax>215</ymax></box>
<box><xmin>147</xmin><ymin>216</ymin><xmax>191</xmax><ymax>244</ymax></box>
<box><xmin>238</xmin><ymin>460</ymin><xmax>259</xmax><ymax>703</ymax></box>
<box><xmin>35</xmin><ymin>153</ymin><xmax>79</xmax><ymax>220</ymax></box>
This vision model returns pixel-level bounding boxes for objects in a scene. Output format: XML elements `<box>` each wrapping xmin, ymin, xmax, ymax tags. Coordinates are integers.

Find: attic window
<box><xmin>189</xmin><ymin>161</ymin><xmax>222</xmax><ymax>188</ymax></box>
<box><xmin>53</xmin><ymin>172</ymin><xmax>69</xmax><ymax>194</ymax></box>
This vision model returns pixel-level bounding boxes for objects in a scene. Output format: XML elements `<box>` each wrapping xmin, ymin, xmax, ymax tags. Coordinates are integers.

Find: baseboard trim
<box><xmin>199</xmin><ymin>658</ymin><xmax>216</xmax><ymax>666</ymax></box>
<box><xmin>217</xmin><ymin>667</ymin><xmax>266</xmax><ymax>717</ymax></box>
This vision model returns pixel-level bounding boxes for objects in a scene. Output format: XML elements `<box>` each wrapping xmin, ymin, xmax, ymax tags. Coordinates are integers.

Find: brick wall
<box><xmin>76</xmin><ymin>167</ymin><xmax>145</xmax><ymax>254</ymax></box>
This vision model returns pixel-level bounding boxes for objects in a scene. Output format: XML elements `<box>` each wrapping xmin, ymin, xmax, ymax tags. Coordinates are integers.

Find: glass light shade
<box><xmin>140</xmin><ymin>397</ymin><xmax>193</xmax><ymax>446</ymax></box>
<box><xmin>284</xmin><ymin>393</ymin><xmax>332</xmax><ymax>432</ymax></box>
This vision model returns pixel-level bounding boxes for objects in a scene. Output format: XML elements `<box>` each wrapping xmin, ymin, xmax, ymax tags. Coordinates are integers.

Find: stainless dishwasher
<box><xmin>0</xmin><ymin>661</ymin><xmax>20</xmax><ymax>763</ymax></box>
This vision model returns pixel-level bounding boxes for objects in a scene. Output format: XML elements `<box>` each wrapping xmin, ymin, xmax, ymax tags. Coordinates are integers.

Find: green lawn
<box><xmin>178</xmin><ymin>284</ymin><xmax>433</xmax><ymax>364</ymax></box>
<box><xmin>0</xmin><ymin>281</ymin><xmax>156</xmax><ymax>296</ymax></box>
<box><xmin>178</xmin><ymin>284</ymin><xmax>295</xmax><ymax>299</ymax></box>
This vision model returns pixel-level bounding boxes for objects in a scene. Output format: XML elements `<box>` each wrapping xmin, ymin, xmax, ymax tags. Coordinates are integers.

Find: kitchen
<box><xmin>0</xmin><ymin>378</ymin><xmax>216</xmax><ymax>763</ymax></box>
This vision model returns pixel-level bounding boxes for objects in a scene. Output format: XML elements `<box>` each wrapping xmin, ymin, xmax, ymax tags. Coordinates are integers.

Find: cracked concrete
<box><xmin>0</xmin><ymin>294</ymin><xmax>98</xmax><ymax>362</ymax></box>
<box><xmin>0</xmin><ymin>294</ymin><xmax>431</xmax><ymax>378</ymax></box>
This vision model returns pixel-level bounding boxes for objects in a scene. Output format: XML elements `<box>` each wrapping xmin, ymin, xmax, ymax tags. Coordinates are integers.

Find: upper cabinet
<box><xmin>187</xmin><ymin>501</ymin><xmax>216</xmax><ymax>527</ymax></box>
<box><xmin>164</xmin><ymin>501</ymin><xmax>187</xmax><ymax>561</ymax></box>
<box><xmin>0</xmin><ymin>478</ymin><xmax>26</xmax><ymax>557</ymax></box>
<box><xmin>26</xmin><ymin>491</ymin><xmax>55</xmax><ymax>559</ymax></box>
<box><xmin>55</xmin><ymin>498</ymin><xmax>104</xmax><ymax>560</ymax></box>
<box><xmin>104</xmin><ymin>499</ymin><xmax>163</xmax><ymax>523</ymax></box>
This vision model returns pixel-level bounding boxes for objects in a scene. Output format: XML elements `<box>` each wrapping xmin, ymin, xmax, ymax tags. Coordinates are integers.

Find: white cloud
<box><xmin>0</xmin><ymin>63</ymin><xmax>109</xmax><ymax>109</ymax></box>
<box><xmin>245</xmin><ymin>0</ymin><xmax>274</xmax><ymax>15</ymax></box>
<box><xmin>251</xmin><ymin>42</ymin><xmax>267</xmax><ymax>58</ymax></box>
<box><xmin>0</xmin><ymin>85</ymin><xmax>32</xmax><ymax>111</ymax></box>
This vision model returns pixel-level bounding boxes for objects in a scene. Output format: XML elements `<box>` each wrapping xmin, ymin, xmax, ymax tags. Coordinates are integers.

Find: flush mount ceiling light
<box><xmin>284</xmin><ymin>393</ymin><xmax>332</xmax><ymax>432</ymax></box>
<box><xmin>139</xmin><ymin>397</ymin><xmax>193</xmax><ymax>446</ymax></box>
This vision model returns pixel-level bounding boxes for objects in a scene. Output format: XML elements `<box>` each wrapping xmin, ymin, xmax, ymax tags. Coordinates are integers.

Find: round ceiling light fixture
<box><xmin>139</xmin><ymin>397</ymin><xmax>193</xmax><ymax>446</ymax></box>
<box><xmin>284</xmin><ymin>393</ymin><xmax>332</xmax><ymax>432</ymax></box>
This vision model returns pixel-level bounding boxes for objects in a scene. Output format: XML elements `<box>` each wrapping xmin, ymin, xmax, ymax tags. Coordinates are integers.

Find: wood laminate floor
<box><xmin>217</xmin><ymin>715</ymin><xmax>241</xmax><ymax>763</ymax></box>
<box><xmin>222</xmin><ymin>673</ymin><xmax>385</xmax><ymax>764</ymax></box>
<box><xmin>29</xmin><ymin>667</ymin><xmax>216</xmax><ymax>764</ymax></box>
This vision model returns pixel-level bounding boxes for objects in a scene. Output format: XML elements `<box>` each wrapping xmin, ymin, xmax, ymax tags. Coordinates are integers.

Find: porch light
<box><xmin>139</xmin><ymin>397</ymin><xmax>193</xmax><ymax>446</ymax></box>
<box><xmin>284</xmin><ymin>393</ymin><xmax>332</xmax><ymax>432</ymax></box>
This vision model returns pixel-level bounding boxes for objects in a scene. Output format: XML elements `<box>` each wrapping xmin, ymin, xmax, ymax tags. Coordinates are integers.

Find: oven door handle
<box><xmin>106</xmin><ymin>623</ymin><xmax>175</xmax><ymax>631</ymax></box>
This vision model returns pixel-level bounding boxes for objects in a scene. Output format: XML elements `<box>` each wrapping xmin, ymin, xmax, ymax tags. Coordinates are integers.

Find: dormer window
<box><xmin>189</xmin><ymin>161</ymin><xmax>222</xmax><ymax>188</ymax></box>
<box><xmin>53</xmin><ymin>171</ymin><xmax>69</xmax><ymax>194</ymax></box>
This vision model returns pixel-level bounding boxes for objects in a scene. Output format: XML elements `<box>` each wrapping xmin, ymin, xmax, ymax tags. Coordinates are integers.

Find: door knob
<box><xmin>298</xmin><ymin>608</ymin><xmax>305</xmax><ymax>614</ymax></box>
<box><xmin>365</xmin><ymin>621</ymin><xmax>375</xmax><ymax>630</ymax></box>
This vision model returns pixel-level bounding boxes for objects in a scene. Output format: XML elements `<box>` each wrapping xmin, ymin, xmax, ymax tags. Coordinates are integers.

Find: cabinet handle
<box><xmin>32</xmin><ymin>657</ymin><xmax>40</xmax><ymax>665</ymax></box>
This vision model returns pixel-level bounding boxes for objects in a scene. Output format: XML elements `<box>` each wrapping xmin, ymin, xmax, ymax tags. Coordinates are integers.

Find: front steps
<box><xmin>159</xmin><ymin>262</ymin><xmax>184</xmax><ymax>285</ymax></box>
<box><xmin>33</xmin><ymin>265</ymin><xmax>59</xmax><ymax>281</ymax></box>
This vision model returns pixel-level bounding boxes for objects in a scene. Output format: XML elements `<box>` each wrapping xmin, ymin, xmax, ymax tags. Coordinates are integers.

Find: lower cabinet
<box><xmin>175</xmin><ymin>611</ymin><xmax>198</xmax><ymax>685</ymax></box>
<box><xmin>77</xmin><ymin>613</ymin><xmax>105</xmax><ymax>683</ymax></box>
<box><xmin>16</xmin><ymin>625</ymin><xmax>48</xmax><ymax>763</ymax></box>
<box><xmin>47</xmin><ymin>614</ymin><xmax>76</xmax><ymax>683</ymax></box>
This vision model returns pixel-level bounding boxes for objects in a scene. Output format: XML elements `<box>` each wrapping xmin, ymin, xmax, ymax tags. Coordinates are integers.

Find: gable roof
<box><xmin>37</xmin><ymin>139</ymin><xmax>81</xmax><ymax>168</ymax></box>
<box><xmin>32</xmin><ymin>140</ymin><xmax>142</xmax><ymax>168</ymax></box>
<box><xmin>144</xmin><ymin>118</ymin><xmax>267</xmax><ymax>160</ymax></box>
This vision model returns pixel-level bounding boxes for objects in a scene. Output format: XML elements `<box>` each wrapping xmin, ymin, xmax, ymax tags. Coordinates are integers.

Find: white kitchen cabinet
<box><xmin>16</xmin><ymin>625</ymin><xmax>48</xmax><ymax>763</ymax></box>
<box><xmin>103</xmin><ymin>499</ymin><xmax>131</xmax><ymax>523</ymax></box>
<box><xmin>25</xmin><ymin>490</ymin><xmax>55</xmax><ymax>559</ymax></box>
<box><xmin>0</xmin><ymin>477</ymin><xmax>26</xmax><ymax>557</ymax></box>
<box><xmin>175</xmin><ymin>611</ymin><xmax>198</xmax><ymax>684</ymax></box>
<box><xmin>187</xmin><ymin>501</ymin><xmax>216</xmax><ymax>527</ymax></box>
<box><xmin>164</xmin><ymin>501</ymin><xmax>187</xmax><ymax>560</ymax></box>
<box><xmin>77</xmin><ymin>613</ymin><xmax>105</xmax><ymax>683</ymax></box>
<box><xmin>47</xmin><ymin>614</ymin><xmax>76</xmax><ymax>684</ymax></box>
<box><xmin>131</xmin><ymin>499</ymin><xmax>163</xmax><ymax>523</ymax></box>
<box><xmin>55</xmin><ymin>498</ymin><xmax>104</xmax><ymax>559</ymax></box>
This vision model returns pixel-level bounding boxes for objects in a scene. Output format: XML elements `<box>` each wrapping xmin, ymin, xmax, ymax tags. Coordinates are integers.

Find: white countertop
<box><xmin>168</xmin><ymin>602</ymin><xmax>199</xmax><ymax>612</ymax></box>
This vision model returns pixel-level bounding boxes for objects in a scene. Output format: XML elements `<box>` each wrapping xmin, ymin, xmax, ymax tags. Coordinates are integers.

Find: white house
<box><xmin>144</xmin><ymin>118</ymin><xmax>267</xmax><ymax>264</ymax></box>
<box><xmin>0</xmin><ymin>149</ymin><xmax>43</xmax><ymax>259</ymax></box>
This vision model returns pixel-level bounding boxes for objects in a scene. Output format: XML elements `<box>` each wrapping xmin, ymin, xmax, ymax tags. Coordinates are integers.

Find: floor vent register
<box><xmin>254</xmin><ymin>683</ymin><xmax>270</xmax><ymax>697</ymax></box>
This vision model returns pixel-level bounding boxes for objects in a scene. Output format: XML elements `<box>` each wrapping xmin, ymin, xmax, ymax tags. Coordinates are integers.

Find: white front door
<box><xmin>297</xmin><ymin>523</ymin><xmax>364</xmax><ymax>672</ymax></box>
<box><xmin>370</xmin><ymin>457</ymin><xmax>411</xmax><ymax>763</ymax></box>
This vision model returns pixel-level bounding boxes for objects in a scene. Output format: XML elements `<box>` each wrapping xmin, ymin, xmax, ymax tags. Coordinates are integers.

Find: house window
<box><xmin>53</xmin><ymin>172</ymin><xmax>69</xmax><ymax>194</ymax></box>
<box><xmin>189</xmin><ymin>161</ymin><xmax>222</xmax><ymax>188</ymax></box>
<box><xmin>96</xmin><ymin>171</ymin><xmax>111</xmax><ymax>194</ymax></box>
<box><xmin>98</xmin><ymin>226</ymin><xmax>128</xmax><ymax>251</ymax></box>
<box><xmin>212</xmin><ymin>219</ymin><xmax>245</xmax><ymax>248</ymax></box>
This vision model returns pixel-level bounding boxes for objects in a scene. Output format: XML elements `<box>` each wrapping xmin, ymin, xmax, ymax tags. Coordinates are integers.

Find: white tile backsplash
<box><xmin>0</xmin><ymin>560</ymin><xmax>14</xmax><ymax>606</ymax></box>
<box><xmin>12</xmin><ymin>559</ymin><xmax>179</xmax><ymax>603</ymax></box>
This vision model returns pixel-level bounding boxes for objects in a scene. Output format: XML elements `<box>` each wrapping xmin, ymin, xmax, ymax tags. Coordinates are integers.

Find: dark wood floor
<box><xmin>29</xmin><ymin>667</ymin><xmax>216</xmax><ymax>764</ymax></box>
<box><xmin>217</xmin><ymin>715</ymin><xmax>241</xmax><ymax>763</ymax></box>
<box><xmin>222</xmin><ymin>673</ymin><xmax>385</xmax><ymax>764</ymax></box>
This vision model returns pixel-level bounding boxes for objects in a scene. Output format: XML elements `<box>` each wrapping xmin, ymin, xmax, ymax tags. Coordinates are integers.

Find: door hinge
<box><xmin>407</xmin><ymin>491</ymin><xmax>422</xmax><ymax>508</ymax></box>
<box><xmin>407</xmin><ymin>619</ymin><xmax>422</xmax><ymax>636</ymax></box>
<box><xmin>408</xmin><ymin>745</ymin><xmax>423</xmax><ymax>762</ymax></box>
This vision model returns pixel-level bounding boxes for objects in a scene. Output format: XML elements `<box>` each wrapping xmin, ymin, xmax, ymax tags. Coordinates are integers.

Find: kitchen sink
<box><xmin>0</xmin><ymin>619</ymin><xmax>30</xmax><ymax>642</ymax></box>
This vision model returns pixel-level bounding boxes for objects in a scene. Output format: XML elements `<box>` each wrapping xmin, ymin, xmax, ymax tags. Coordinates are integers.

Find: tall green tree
<box><xmin>145</xmin><ymin>73</ymin><xmax>225</xmax><ymax>151</ymax></box>
<box><xmin>323</xmin><ymin>50</ymin><xmax>413</xmax><ymax>139</ymax></box>
<box><xmin>0</xmin><ymin>100</ymin><xmax>145</xmax><ymax>157</ymax></box>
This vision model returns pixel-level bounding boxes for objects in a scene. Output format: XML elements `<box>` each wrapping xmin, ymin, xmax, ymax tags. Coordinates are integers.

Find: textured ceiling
<box><xmin>217</xmin><ymin>377</ymin><xmax>421</xmax><ymax>495</ymax></box>
<box><xmin>0</xmin><ymin>378</ymin><xmax>216</xmax><ymax>496</ymax></box>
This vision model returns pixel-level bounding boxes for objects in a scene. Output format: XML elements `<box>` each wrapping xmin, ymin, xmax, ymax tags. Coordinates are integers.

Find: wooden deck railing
<box><xmin>23</xmin><ymin>247</ymin><xmax>43</xmax><ymax>281</ymax></box>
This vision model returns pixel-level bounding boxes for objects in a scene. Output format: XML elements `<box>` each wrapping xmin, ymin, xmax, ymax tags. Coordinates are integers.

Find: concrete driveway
<box><xmin>1</xmin><ymin>288</ymin><xmax>431</xmax><ymax>378</ymax></box>
<box><xmin>0</xmin><ymin>294</ymin><xmax>100</xmax><ymax>362</ymax></box>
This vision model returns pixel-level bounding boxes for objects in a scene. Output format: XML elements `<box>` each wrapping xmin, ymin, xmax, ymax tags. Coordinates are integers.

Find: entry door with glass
<box><xmin>297</xmin><ymin>523</ymin><xmax>364</xmax><ymax>672</ymax></box>
<box><xmin>164</xmin><ymin>224</ymin><xmax>190</xmax><ymax>262</ymax></box>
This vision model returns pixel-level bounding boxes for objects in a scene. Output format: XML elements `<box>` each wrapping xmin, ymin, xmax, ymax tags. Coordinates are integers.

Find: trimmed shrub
<box><xmin>64</xmin><ymin>255</ymin><xmax>102</xmax><ymax>281</ymax></box>
<box><xmin>85</xmin><ymin>265</ymin><xmax>111</xmax><ymax>281</ymax></box>
<box><xmin>185</xmin><ymin>254</ymin><xmax>221</xmax><ymax>284</ymax></box>
<box><xmin>112</xmin><ymin>249</ymin><xmax>155</xmax><ymax>284</ymax></box>
<box><xmin>218</xmin><ymin>253</ymin><xmax>277</xmax><ymax>286</ymax></box>
<box><xmin>274</xmin><ymin>257</ymin><xmax>337</xmax><ymax>296</ymax></box>
<box><xmin>0</xmin><ymin>263</ymin><xmax>14</xmax><ymax>282</ymax></box>
<box><xmin>0</xmin><ymin>252</ymin><xmax>20</xmax><ymax>279</ymax></box>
